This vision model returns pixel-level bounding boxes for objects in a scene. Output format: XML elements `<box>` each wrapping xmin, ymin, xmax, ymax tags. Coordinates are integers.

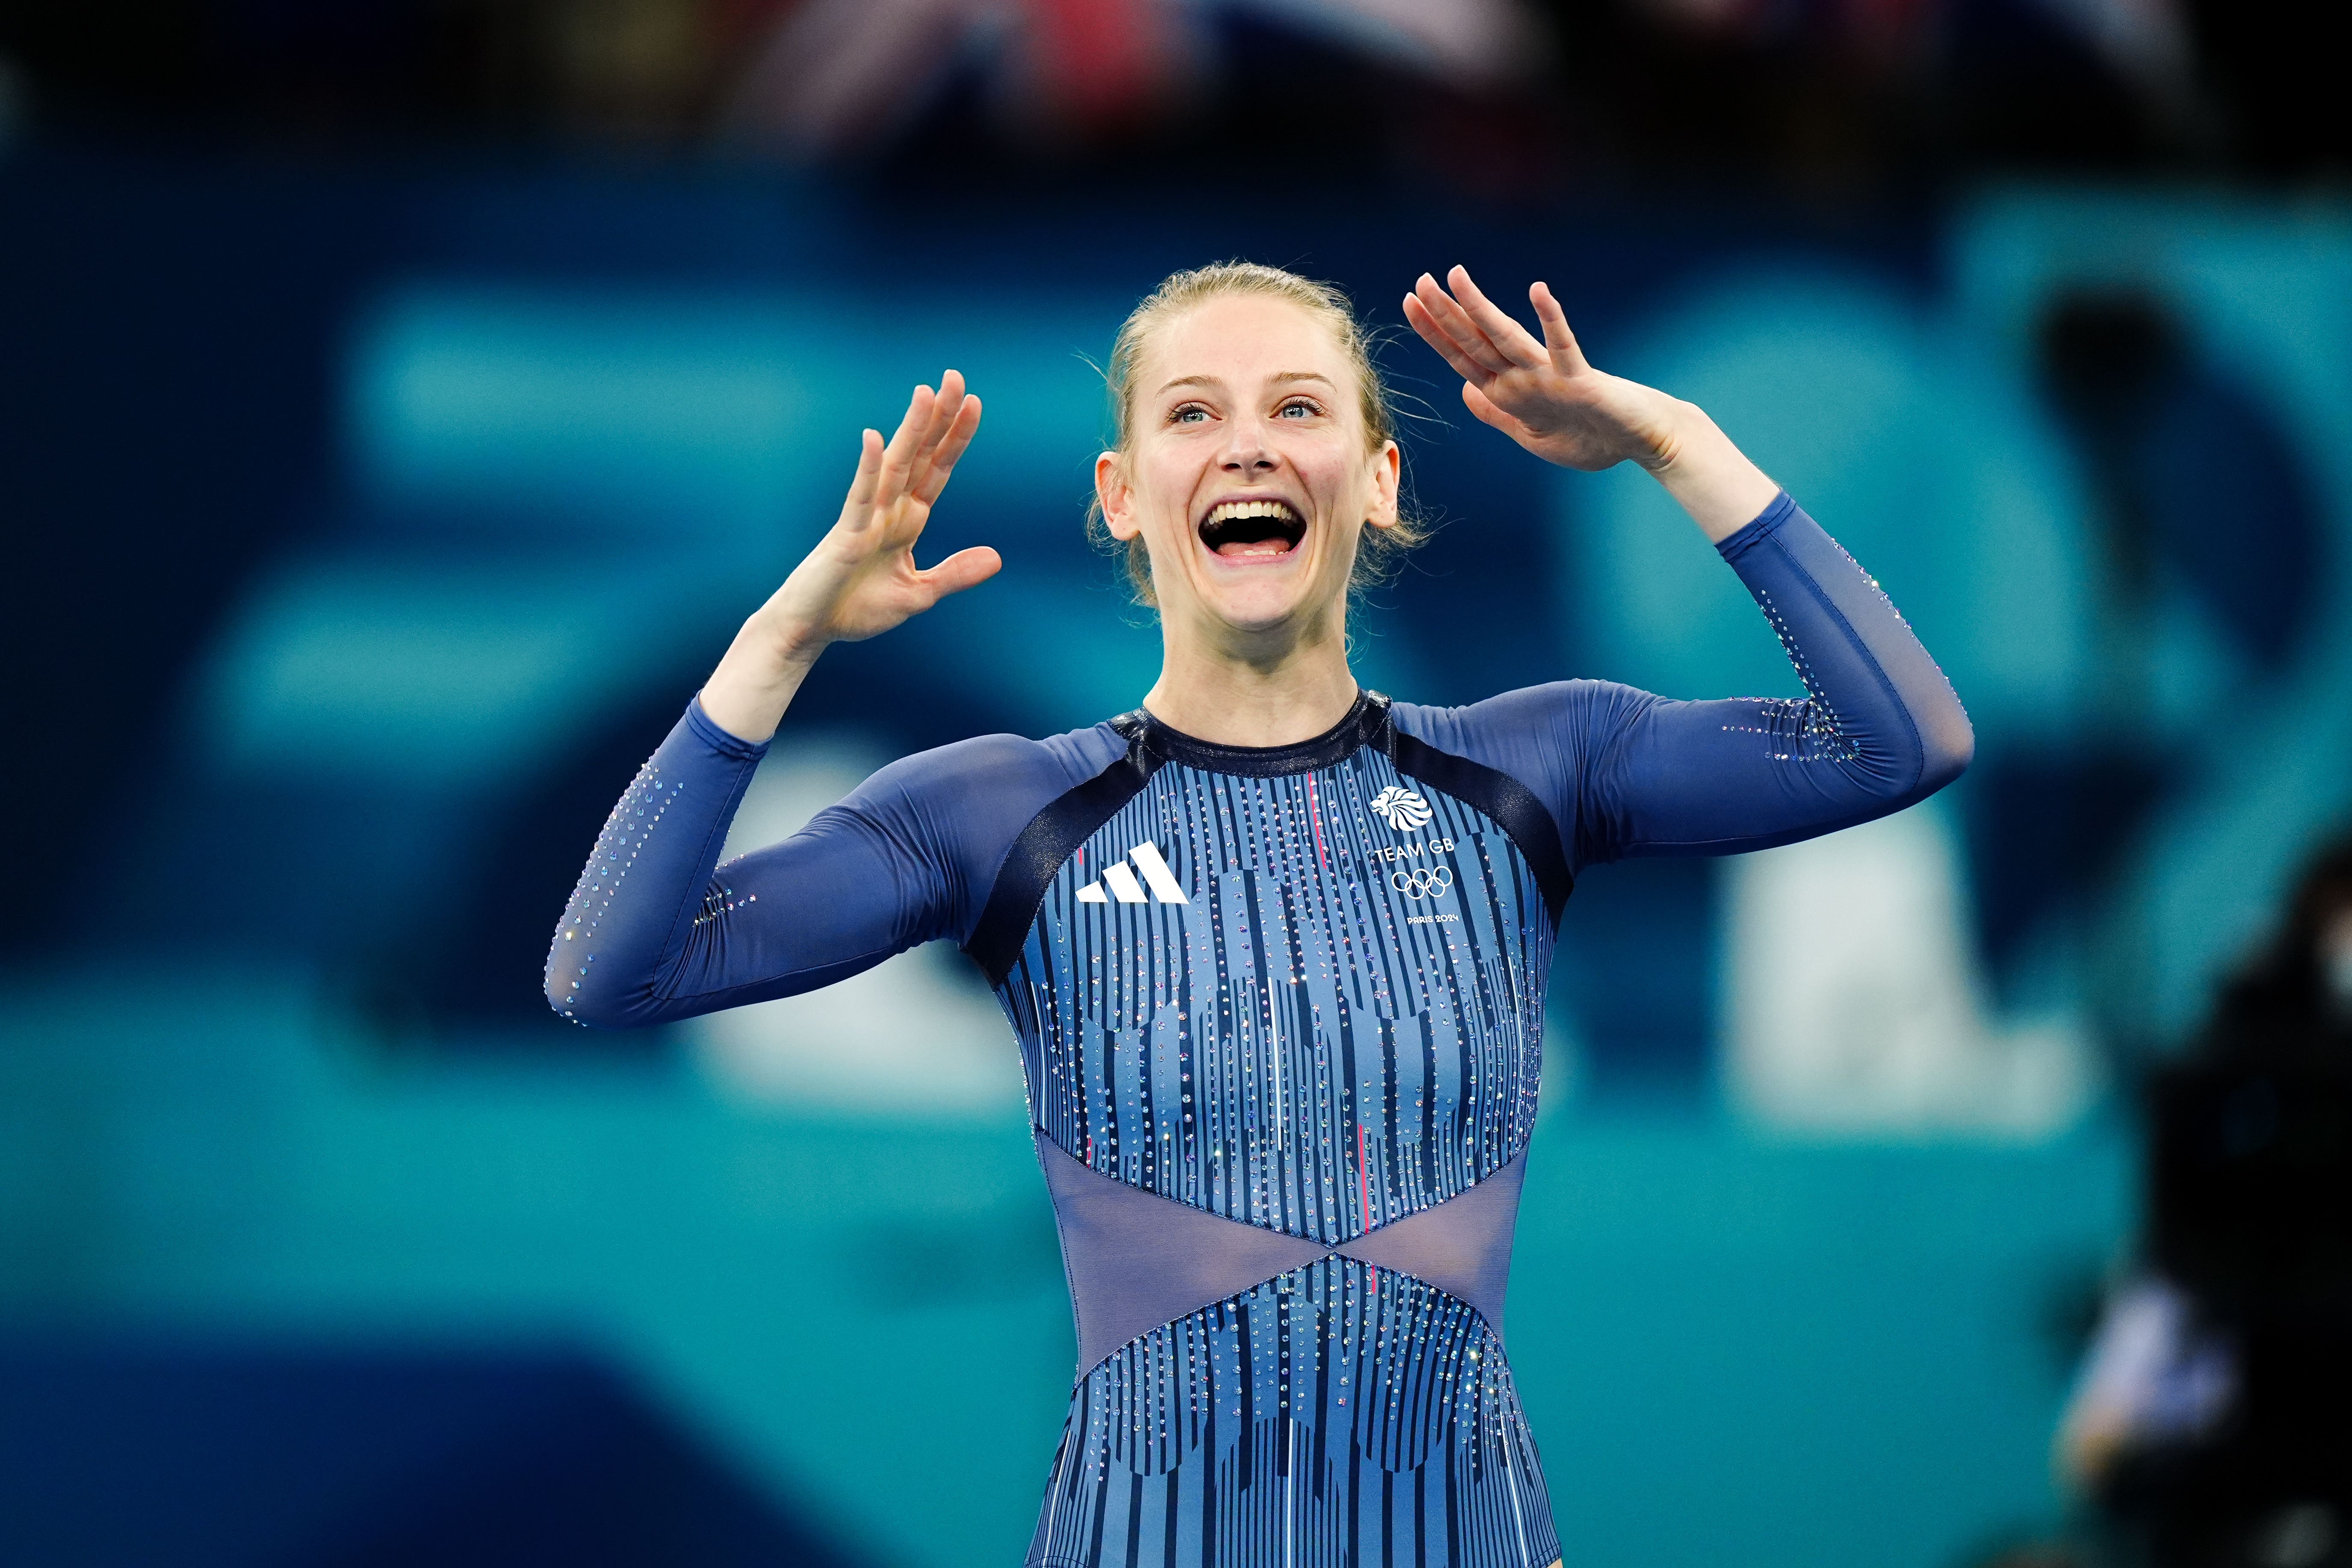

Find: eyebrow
<box><xmin>1155</xmin><ymin>371</ymin><xmax>1338</xmax><ymax>396</ymax></box>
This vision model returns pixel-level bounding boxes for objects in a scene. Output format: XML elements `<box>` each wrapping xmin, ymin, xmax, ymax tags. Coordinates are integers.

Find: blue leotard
<box><xmin>547</xmin><ymin>492</ymin><xmax>1971</xmax><ymax>1567</ymax></box>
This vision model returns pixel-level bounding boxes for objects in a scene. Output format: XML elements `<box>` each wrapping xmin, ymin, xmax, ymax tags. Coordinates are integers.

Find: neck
<box><xmin>1139</xmin><ymin>606</ymin><xmax>1359</xmax><ymax>747</ymax></box>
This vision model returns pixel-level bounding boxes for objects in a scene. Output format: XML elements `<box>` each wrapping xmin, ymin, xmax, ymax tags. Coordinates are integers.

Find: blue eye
<box><xmin>1278</xmin><ymin>400</ymin><xmax>1317</xmax><ymax>418</ymax></box>
<box><xmin>1171</xmin><ymin>404</ymin><xmax>1209</xmax><ymax>424</ymax></box>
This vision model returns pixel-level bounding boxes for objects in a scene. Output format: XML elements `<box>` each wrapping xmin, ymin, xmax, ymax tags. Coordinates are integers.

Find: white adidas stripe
<box><xmin>1075</xmin><ymin>842</ymin><xmax>1190</xmax><ymax>906</ymax></box>
<box><xmin>1126</xmin><ymin>842</ymin><xmax>1188</xmax><ymax>903</ymax></box>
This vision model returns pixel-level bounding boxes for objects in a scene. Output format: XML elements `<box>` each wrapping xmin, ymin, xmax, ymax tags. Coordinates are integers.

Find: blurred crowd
<box><xmin>0</xmin><ymin>0</ymin><xmax>2344</xmax><ymax>188</ymax></box>
<box><xmin>2042</xmin><ymin>839</ymin><xmax>2352</xmax><ymax>1568</ymax></box>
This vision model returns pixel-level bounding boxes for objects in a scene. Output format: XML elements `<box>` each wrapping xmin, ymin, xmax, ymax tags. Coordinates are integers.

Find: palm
<box><xmin>1403</xmin><ymin>267</ymin><xmax>1678</xmax><ymax>474</ymax></box>
<box><xmin>774</xmin><ymin>369</ymin><xmax>997</xmax><ymax>646</ymax></box>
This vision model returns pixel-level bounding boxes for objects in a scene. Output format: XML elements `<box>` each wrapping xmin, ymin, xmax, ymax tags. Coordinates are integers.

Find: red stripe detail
<box><xmin>1357</xmin><ymin>1122</ymin><xmax>1372</xmax><ymax>1233</ymax></box>
<box><xmin>1305</xmin><ymin>775</ymin><xmax>1330</xmax><ymax>867</ymax></box>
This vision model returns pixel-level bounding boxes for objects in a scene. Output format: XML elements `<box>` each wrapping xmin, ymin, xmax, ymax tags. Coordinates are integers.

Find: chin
<box><xmin>1190</xmin><ymin>577</ymin><xmax>1336</xmax><ymax>636</ymax></box>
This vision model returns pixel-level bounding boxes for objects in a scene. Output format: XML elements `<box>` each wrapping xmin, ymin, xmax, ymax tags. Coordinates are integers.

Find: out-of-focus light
<box><xmin>721</xmin><ymin>0</ymin><xmax>1545</xmax><ymax>157</ymax></box>
<box><xmin>348</xmin><ymin>291</ymin><xmax>826</xmax><ymax>536</ymax></box>
<box><xmin>1723</xmin><ymin>801</ymin><xmax>2100</xmax><ymax>1140</ymax></box>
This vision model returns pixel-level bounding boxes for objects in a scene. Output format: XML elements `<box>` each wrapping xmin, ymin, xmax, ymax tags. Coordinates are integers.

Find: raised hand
<box><xmin>1404</xmin><ymin>267</ymin><xmax>1680</xmax><ymax>473</ymax></box>
<box><xmin>699</xmin><ymin>370</ymin><xmax>997</xmax><ymax>742</ymax></box>
<box><xmin>1404</xmin><ymin>266</ymin><xmax>1779</xmax><ymax>540</ymax></box>
<box><xmin>766</xmin><ymin>370</ymin><xmax>997</xmax><ymax>647</ymax></box>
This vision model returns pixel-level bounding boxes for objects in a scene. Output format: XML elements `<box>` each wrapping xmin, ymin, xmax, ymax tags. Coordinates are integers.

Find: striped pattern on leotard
<box><xmin>986</xmin><ymin>695</ymin><xmax>1564</xmax><ymax>1568</ymax></box>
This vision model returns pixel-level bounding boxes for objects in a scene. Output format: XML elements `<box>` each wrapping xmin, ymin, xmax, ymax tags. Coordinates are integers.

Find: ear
<box><xmin>1363</xmin><ymin>440</ymin><xmax>1402</xmax><ymax>532</ymax></box>
<box><xmin>1096</xmin><ymin>451</ymin><xmax>1140</xmax><ymax>540</ymax></box>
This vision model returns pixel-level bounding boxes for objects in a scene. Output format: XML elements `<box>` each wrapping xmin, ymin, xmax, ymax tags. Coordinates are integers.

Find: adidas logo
<box><xmin>1075</xmin><ymin>842</ymin><xmax>1190</xmax><ymax>905</ymax></box>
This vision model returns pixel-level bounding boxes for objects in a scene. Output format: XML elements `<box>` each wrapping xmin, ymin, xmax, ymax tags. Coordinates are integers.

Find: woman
<box><xmin>547</xmin><ymin>261</ymin><xmax>1972</xmax><ymax>1567</ymax></box>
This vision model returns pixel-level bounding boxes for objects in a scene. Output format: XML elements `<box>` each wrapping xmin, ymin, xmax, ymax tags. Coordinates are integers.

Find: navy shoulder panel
<box><xmin>963</xmin><ymin>716</ymin><xmax>1160</xmax><ymax>986</ymax></box>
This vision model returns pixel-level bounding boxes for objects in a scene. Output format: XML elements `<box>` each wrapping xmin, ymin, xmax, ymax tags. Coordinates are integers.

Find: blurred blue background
<box><xmin>2</xmin><ymin>3</ymin><xmax>2349</xmax><ymax>1564</ymax></box>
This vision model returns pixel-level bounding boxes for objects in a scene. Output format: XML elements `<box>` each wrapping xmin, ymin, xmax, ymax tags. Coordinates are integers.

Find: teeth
<box><xmin>1207</xmin><ymin>499</ymin><xmax>1301</xmax><ymax>526</ymax></box>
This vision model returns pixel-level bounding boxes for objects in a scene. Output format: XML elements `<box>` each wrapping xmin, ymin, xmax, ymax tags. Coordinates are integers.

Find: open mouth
<box><xmin>1198</xmin><ymin>498</ymin><xmax>1306</xmax><ymax>560</ymax></box>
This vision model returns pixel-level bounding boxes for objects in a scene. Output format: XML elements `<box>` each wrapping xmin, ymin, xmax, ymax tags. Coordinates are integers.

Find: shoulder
<box><xmin>1390</xmin><ymin>680</ymin><xmax>1654</xmax><ymax>758</ymax></box>
<box><xmin>786</xmin><ymin>720</ymin><xmax>1134</xmax><ymax>949</ymax></box>
<box><xmin>843</xmin><ymin>725</ymin><xmax>1122</xmax><ymax>808</ymax></box>
<box><xmin>828</xmin><ymin>721</ymin><xmax>1132</xmax><ymax>875</ymax></box>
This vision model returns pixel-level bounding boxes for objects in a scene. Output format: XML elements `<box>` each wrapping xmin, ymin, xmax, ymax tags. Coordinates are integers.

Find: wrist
<box><xmin>1641</xmin><ymin>403</ymin><xmax>1779</xmax><ymax>543</ymax></box>
<box><xmin>747</xmin><ymin>604</ymin><xmax>831</xmax><ymax>673</ymax></box>
<box><xmin>1632</xmin><ymin>398</ymin><xmax>1708</xmax><ymax>476</ymax></box>
<box><xmin>698</xmin><ymin>611</ymin><xmax>825</xmax><ymax>745</ymax></box>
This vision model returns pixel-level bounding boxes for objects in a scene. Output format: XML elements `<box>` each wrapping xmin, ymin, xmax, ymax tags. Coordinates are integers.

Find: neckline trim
<box><xmin>1114</xmin><ymin>690</ymin><xmax>1391</xmax><ymax>778</ymax></box>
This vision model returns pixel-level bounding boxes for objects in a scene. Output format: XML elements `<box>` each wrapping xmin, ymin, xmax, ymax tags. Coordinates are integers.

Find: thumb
<box><xmin>918</xmin><ymin>545</ymin><xmax>1002</xmax><ymax>602</ymax></box>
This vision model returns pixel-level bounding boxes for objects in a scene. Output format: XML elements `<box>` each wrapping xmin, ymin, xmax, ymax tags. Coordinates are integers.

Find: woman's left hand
<box><xmin>1408</xmin><ymin>265</ymin><xmax>1702</xmax><ymax>474</ymax></box>
<box><xmin>1405</xmin><ymin>266</ymin><xmax>1778</xmax><ymax>540</ymax></box>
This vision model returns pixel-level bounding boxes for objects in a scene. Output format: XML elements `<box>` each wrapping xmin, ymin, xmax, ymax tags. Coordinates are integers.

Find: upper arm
<box><xmin>1426</xmin><ymin>495</ymin><xmax>1972</xmax><ymax>867</ymax></box>
<box><xmin>593</xmin><ymin>732</ymin><xmax>1081</xmax><ymax>1022</ymax></box>
<box><xmin>1586</xmin><ymin>691</ymin><xmax>1929</xmax><ymax>858</ymax></box>
<box><xmin>682</xmin><ymin>801</ymin><xmax>951</xmax><ymax>1005</ymax></box>
<box><xmin>1397</xmin><ymin>668</ymin><xmax>1963</xmax><ymax>874</ymax></box>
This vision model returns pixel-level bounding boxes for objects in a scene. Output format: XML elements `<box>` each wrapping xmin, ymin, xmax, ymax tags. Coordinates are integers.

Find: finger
<box><xmin>837</xmin><ymin>427</ymin><xmax>886</xmax><ymax>531</ymax></box>
<box><xmin>912</xmin><ymin>393</ymin><xmax>982</xmax><ymax>506</ymax></box>
<box><xmin>1403</xmin><ymin>292</ymin><xmax>1492</xmax><ymax>386</ymax></box>
<box><xmin>876</xmin><ymin>383</ymin><xmax>935</xmax><ymax>502</ymax></box>
<box><xmin>908</xmin><ymin>368</ymin><xmax>966</xmax><ymax>473</ymax></box>
<box><xmin>1415</xmin><ymin>273</ymin><xmax>1510</xmax><ymax>374</ymax></box>
<box><xmin>917</xmin><ymin>544</ymin><xmax>1002</xmax><ymax>602</ymax></box>
<box><xmin>1414</xmin><ymin>273</ymin><xmax>1514</xmax><ymax>377</ymax></box>
<box><xmin>1529</xmin><ymin>282</ymin><xmax>1591</xmax><ymax>375</ymax></box>
<box><xmin>1447</xmin><ymin>266</ymin><xmax>1546</xmax><ymax>370</ymax></box>
<box><xmin>908</xmin><ymin>370</ymin><xmax>968</xmax><ymax>479</ymax></box>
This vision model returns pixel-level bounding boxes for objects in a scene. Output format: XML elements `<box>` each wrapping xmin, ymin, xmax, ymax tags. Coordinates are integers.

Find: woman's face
<box><xmin>1098</xmin><ymin>294</ymin><xmax>1400</xmax><ymax>643</ymax></box>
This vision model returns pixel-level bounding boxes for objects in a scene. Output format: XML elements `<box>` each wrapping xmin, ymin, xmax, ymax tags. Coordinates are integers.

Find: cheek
<box><xmin>1306</xmin><ymin>451</ymin><xmax>1372</xmax><ymax>520</ymax></box>
<box><xmin>1136</xmin><ymin>446</ymin><xmax>1203</xmax><ymax>521</ymax></box>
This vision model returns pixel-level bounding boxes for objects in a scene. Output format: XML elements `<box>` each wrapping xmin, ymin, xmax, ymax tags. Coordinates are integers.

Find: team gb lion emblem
<box><xmin>1368</xmin><ymin>786</ymin><xmax>1435</xmax><ymax>833</ymax></box>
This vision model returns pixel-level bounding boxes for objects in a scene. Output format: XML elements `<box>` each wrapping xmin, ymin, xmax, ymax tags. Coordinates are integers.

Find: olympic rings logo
<box><xmin>1391</xmin><ymin>866</ymin><xmax>1453</xmax><ymax>900</ymax></box>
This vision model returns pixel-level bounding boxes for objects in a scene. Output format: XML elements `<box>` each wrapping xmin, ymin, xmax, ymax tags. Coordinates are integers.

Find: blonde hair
<box><xmin>1089</xmin><ymin>261</ymin><xmax>1425</xmax><ymax>607</ymax></box>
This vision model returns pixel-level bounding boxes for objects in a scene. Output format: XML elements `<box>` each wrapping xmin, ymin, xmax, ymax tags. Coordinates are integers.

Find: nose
<box><xmin>1219</xmin><ymin>409</ymin><xmax>1277</xmax><ymax>475</ymax></box>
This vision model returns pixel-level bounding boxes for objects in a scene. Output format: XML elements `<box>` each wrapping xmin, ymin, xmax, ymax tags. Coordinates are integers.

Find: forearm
<box><xmin>548</xmin><ymin>696</ymin><xmax>998</xmax><ymax>1028</ymax></box>
<box><xmin>697</xmin><ymin>603</ymin><xmax>824</xmax><ymax>745</ymax></box>
<box><xmin>1637</xmin><ymin>398</ymin><xmax>1783</xmax><ymax>545</ymax></box>
<box><xmin>547</xmin><ymin>701</ymin><xmax>769</xmax><ymax>1025</ymax></box>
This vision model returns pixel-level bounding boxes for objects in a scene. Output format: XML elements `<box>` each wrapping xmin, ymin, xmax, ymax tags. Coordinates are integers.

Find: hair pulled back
<box><xmin>1090</xmin><ymin>261</ymin><xmax>1425</xmax><ymax>607</ymax></box>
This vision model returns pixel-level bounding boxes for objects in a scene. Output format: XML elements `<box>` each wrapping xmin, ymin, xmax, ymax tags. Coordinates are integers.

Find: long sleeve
<box><xmin>1392</xmin><ymin>491</ymin><xmax>1973</xmax><ymax>873</ymax></box>
<box><xmin>545</xmin><ymin>698</ymin><xmax>1099</xmax><ymax>1028</ymax></box>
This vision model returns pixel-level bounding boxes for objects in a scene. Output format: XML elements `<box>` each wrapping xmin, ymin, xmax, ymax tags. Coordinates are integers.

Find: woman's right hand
<box><xmin>701</xmin><ymin>371</ymin><xmax>996</xmax><ymax>742</ymax></box>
